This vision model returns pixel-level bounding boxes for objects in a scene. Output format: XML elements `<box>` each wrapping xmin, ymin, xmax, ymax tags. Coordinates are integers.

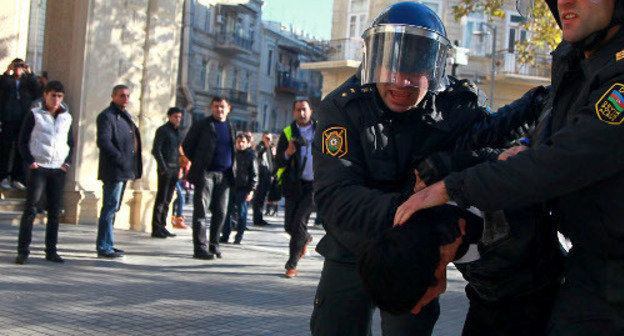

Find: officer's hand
<box><xmin>245</xmin><ymin>191</ymin><xmax>254</xmax><ymax>202</ymax></box>
<box><xmin>285</xmin><ymin>140</ymin><xmax>297</xmax><ymax>157</ymax></box>
<box><xmin>411</xmin><ymin>219</ymin><xmax>465</xmax><ymax>315</ymax></box>
<box><xmin>30</xmin><ymin>162</ymin><xmax>39</xmax><ymax>169</ymax></box>
<box><xmin>414</xmin><ymin>169</ymin><xmax>427</xmax><ymax>192</ymax></box>
<box><xmin>394</xmin><ymin>180</ymin><xmax>450</xmax><ymax>227</ymax></box>
<box><xmin>497</xmin><ymin>145</ymin><xmax>528</xmax><ymax>161</ymax></box>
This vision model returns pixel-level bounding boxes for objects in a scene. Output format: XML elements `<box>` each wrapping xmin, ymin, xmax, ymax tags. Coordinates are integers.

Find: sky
<box><xmin>261</xmin><ymin>0</ymin><xmax>334</xmax><ymax>40</ymax></box>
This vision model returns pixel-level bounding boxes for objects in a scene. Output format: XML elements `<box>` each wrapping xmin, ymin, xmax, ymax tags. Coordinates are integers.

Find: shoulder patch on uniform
<box><xmin>322</xmin><ymin>127</ymin><xmax>348</xmax><ymax>158</ymax></box>
<box><xmin>616</xmin><ymin>50</ymin><xmax>624</xmax><ymax>62</ymax></box>
<box><xmin>595</xmin><ymin>83</ymin><xmax>624</xmax><ymax>125</ymax></box>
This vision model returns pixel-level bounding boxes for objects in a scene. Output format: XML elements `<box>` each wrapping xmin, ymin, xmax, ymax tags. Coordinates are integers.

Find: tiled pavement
<box><xmin>0</xmin><ymin>207</ymin><xmax>468</xmax><ymax>335</ymax></box>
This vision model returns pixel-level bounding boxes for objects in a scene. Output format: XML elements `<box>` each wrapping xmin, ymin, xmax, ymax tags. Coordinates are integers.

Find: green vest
<box><xmin>275</xmin><ymin>125</ymin><xmax>293</xmax><ymax>185</ymax></box>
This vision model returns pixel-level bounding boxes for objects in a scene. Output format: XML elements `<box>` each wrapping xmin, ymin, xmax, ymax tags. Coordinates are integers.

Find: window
<box><xmin>231</xmin><ymin>68</ymin><xmax>239</xmax><ymax>89</ymax></box>
<box><xmin>200</xmin><ymin>60</ymin><xmax>207</xmax><ymax>90</ymax></box>
<box><xmin>267</xmin><ymin>50</ymin><xmax>273</xmax><ymax>76</ymax></box>
<box><xmin>215</xmin><ymin>65</ymin><xmax>224</xmax><ymax>88</ymax></box>
<box><xmin>194</xmin><ymin>4</ymin><xmax>206</xmax><ymax>30</ymax></box>
<box><xmin>461</xmin><ymin>12</ymin><xmax>489</xmax><ymax>56</ymax></box>
<box><xmin>347</xmin><ymin>0</ymin><xmax>368</xmax><ymax>38</ymax></box>
<box><xmin>419</xmin><ymin>1</ymin><xmax>441</xmax><ymax>16</ymax></box>
<box><xmin>507</xmin><ymin>14</ymin><xmax>528</xmax><ymax>53</ymax></box>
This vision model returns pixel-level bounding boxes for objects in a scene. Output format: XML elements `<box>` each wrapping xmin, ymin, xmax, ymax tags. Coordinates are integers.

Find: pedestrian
<box><xmin>220</xmin><ymin>133</ymin><xmax>258</xmax><ymax>244</ymax></box>
<box><xmin>395</xmin><ymin>0</ymin><xmax>624</xmax><ymax>333</ymax></box>
<box><xmin>15</xmin><ymin>80</ymin><xmax>73</xmax><ymax>264</ymax></box>
<box><xmin>266</xmin><ymin>144</ymin><xmax>281</xmax><ymax>216</ymax></box>
<box><xmin>150</xmin><ymin>107</ymin><xmax>184</xmax><ymax>238</ymax></box>
<box><xmin>172</xmin><ymin>150</ymin><xmax>191</xmax><ymax>229</ymax></box>
<box><xmin>95</xmin><ymin>84</ymin><xmax>142</xmax><ymax>258</ymax></box>
<box><xmin>182</xmin><ymin>96</ymin><xmax>236</xmax><ymax>260</ymax></box>
<box><xmin>0</xmin><ymin>58</ymin><xmax>41</xmax><ymax>190</ymax></box>
<box><xmin>310</xmin><ymin>2</ymin><xmax>548</xmax><ymax>335</ymax></box>
<box><xmin>253</xmin><ymin>132</ymin><xmax>274</xmax><ymax>226</ymax></box>
<box><xmin>275</xmin><ymin>99</ymin><xmax>316</xmax><ymax>278</ymax></box>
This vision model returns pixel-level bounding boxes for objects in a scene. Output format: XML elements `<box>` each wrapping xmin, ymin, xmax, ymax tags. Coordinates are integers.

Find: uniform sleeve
<box><xmin>96</xmin><ymin>113</ymin><xmax>124</xmax><ymax>166</ymax></box>
<box><xmin>18</xmin><ymin>111</ymin><xmax>35</xmax><ymax>165</ymax></box>
<box><xmin>453</xmin><ymin>85</ymin><xmax>549</xmax><ymax>151</ymax></box>
<box><xmin>313</xmin><ymin>98</ymin><xmax>403</xmax><ymax>252</ymax></box>
<box><xmin>445</xmin><ymin>83</ymin><xmax>624</xmax><ymax>211</ymax></box>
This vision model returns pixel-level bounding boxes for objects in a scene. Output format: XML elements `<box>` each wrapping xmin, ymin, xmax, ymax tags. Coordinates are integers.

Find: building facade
<box><xmin>303</xmin><ymin>0</ymin><xmax>551</xmax><ymax>109</ymax></box>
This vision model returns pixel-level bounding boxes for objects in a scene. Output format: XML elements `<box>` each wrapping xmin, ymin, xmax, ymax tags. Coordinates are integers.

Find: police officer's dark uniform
<box><xmin>310</xmin><ymin>3</ymin><xmax>548</xmax><ymax>335</ymax></box>
<box><xmin>441</xmin><ymin>0</ymin><xmax>624</xmax><ymax>334</ymax></box>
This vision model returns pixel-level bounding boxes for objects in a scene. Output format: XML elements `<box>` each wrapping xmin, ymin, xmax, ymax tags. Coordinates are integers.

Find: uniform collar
<box><xmin>581</xmin><ymin>27</ymin><xmax>624</xmax><ymax>78</ymax></box>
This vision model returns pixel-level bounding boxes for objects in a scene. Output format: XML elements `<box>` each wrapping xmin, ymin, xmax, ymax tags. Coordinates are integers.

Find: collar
<box><xmin>581</xmin><ymin>27</ymin><xmax>624</xmax><ymax>78</ymax></box>
<box><xmin>42</xmin><ymin>102</ymin><xmax>67</xmax><ymax>115</ymax></box>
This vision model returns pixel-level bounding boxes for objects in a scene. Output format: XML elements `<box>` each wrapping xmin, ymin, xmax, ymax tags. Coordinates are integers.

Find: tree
<box><xmin>452</xmin><ymin>0</ymin><xmax>561</xmax><ymax>67</ymax></box>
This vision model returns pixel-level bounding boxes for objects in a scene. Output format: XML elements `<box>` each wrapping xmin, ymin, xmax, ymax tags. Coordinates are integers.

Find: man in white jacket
<box><xmin>15</xmin><ymin>80</ymin><xmax>74</xmax><ymax>264</ymax></box>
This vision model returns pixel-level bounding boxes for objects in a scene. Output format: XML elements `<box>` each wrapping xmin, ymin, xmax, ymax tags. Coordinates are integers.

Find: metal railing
<box><xmin>214</xmin><ymin>31</ymin><xmax>253</xmax><ymax>51</ymax></box>
<box><xmin>312</xmin><ymin>38</ymin><xmax>364</xmax><ymax>62</ymax></box>
<box><xmin>211</xmin><ymin>88</ymin><xmax>251</xmax><ymax>105</ymax></box>
<box><xmin>458</xmin><ymin>51</ymin><xmax>551</xmax><ymax>79</ymax></box>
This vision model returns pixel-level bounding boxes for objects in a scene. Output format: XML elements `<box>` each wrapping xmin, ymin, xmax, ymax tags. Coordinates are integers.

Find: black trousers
<box><xmin>284</xmin><ymin>180</ymin><xmax>314</xmax><ymax>269</ymax></box>
<box><xmin>252</xmin><ymin>167</ymin><xmax>271</xmax><ymax>225</ymax></box>
<box><xmin>462</xmin><ymin>284</ymin><xmax>558</xmax><ymax>336</ymax></box>
<box><xmin>192</xmin><ymin>170</ymin><xmax>230</xmax><ymax>254</ymax></box>
<box><xmin>0</xmin><ymin>120</ymin><xmax>25</xmax><ymax>183</ymax></box>
<box><xmin>547</xmin><ymin>247</ymin><xmax>624</xmax><ymax>336</ymax></box>
<box><xmin>151</xmin><ymin>171</ymin><xmax>178</xmax><ymax>234</ymax></box>
<box><xmin>311</xmin><ymin>259</ymin><xmax>440</xmax><ymax>336</ymax></box>
<box><xmin>17</xmin><ymin>167</ymin><xmax>66</xmax><ymax>255</ymax></box>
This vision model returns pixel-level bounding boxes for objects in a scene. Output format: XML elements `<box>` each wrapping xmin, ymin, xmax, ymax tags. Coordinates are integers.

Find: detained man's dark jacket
<box><xmin>445</xmin><ymin>28</ymin><xmax>624</xmax><ymax>258</ymax></box>
<box><xmin>416</xmin><ymin>149</ymin><xmax>564</xmax><ymax>302</ymax></box>
<box><xmin>182</xmin><ymin>115</ymin><xmax>236</xmax><ymax>185</ymax></box>
<box><xmin>0</xmin><ymin>73</ymin><xmax>41</xmax><ymax>122</ymax></box>
<box><xmin>312</xmin><ymin>75</ymin><xmax>546</xmax><ymax>262</ymax></box>
<box><xmin>152</xmin><ymin>121</ymin><xmax>183</xmax><ymax>175</ymax></box>
<box><xmin>96</xmin><ymin>102</ymin><xmax>142</xmax><ymax>182</ymax></box>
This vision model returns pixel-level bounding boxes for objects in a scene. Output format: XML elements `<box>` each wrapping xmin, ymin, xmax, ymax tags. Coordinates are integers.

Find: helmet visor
<box><xmin>516</xmin><ymin>0</ymin><xmax>535</xmax><ymax>20</ymax></box>
<box><xmin>361</xmin><ymin>25</ymin><xmax>451</xmax><ymax>92</ymax></box>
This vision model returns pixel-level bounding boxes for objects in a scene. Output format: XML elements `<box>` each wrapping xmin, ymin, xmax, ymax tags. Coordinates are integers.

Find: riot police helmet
<box><xmin>360</xmin><ymin>2</ymin><xmax>451</xmax><ymax>92</ymax></box>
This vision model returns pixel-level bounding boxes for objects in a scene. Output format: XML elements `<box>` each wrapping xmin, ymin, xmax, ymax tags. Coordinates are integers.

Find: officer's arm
<box><xmin>313</xmin><ymin>98</ymin><xmax>403</xmax><ymax>250</ymax></box>
<box><xmin>453</xmin><ymin>85</ymin><xmax>549</xmax><ymax>150</ymax></box>
<box><xmin>445</xmin><ymin>98</ymin><xmax>624</xmax><ymax>211</ymax></box>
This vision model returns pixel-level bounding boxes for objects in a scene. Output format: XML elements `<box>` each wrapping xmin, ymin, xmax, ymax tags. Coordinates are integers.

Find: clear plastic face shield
<box><xmin>361</xmin><ymin>25</ymin><xmax>451</xmax><ymax>92</ymax></box>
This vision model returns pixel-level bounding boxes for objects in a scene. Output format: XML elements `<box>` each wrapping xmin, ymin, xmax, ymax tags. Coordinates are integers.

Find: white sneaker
<box><xmin>0</xmin><ymin>178</ymin><xmax>12</xmax><ymax>189</ymax></box>
<box><xmin>12</xmin><ymin>181</ymin><xmax>26</xmax><ymax>191</ymax></box>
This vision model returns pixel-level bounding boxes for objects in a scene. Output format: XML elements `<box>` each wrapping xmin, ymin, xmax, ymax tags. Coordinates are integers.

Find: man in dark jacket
<box><xmin>275</xmin><ymin>99</ymin><xmax>316</xmax><ymax>278</ymax></box>
<box><xmin>95</xmin><ymin>85</ymin><xmax>142</xmax><ymax>258</ymax></box>
<box><xmin>220</xmin><ymin>133</ymin><xmax>259</xmax><ymax>244</ymax></box>
<box><xmin>150</xmin><ymin>107</ymin><xmax>184</xmax><ymax>238</ymax></box>
<box><xmin>182</xmin><ymin>96</ymin><xmax>236</xmax><ymax>260</ymax></box>
<box><xmin>397</xmin><ymin>0</ymin><xmax>624</xmax><ymax>333</ymax></box>
<box><xmin>0</xmin><ymin>58</ymin><xmax>41</xmax><ymax>189</ymax></box>
<box><xmin>252</xmin><ymin>132</ymin><xmax>274</xmax><ymax>226</ymax></box>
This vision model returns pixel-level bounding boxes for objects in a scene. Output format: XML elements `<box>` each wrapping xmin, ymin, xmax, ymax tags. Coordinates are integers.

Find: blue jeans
<box><xmin>96</xmin><ymin>181</ymin><xmax>126</xmax><ymax>254</ymax></box>
<box><xmin>221</xmin><ymin>188</ymin><xmax>248</xmax><ymax>243</ymax></box>
<box><xmin>173</xmin><ymin>180</ymin><xmax>185</xmax><ymax>217</ymax></box>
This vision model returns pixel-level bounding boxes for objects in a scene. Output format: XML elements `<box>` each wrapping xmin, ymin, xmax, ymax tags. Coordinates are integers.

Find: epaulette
<box><xmin>334</xmin><ymin>85</ymin><xmax>375</xmax><ymax>107</ymax></box>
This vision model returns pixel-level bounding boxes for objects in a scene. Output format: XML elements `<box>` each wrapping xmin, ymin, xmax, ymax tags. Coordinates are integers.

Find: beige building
<box><xmin>1</xmin><ymin>0</ymin><xmax>185</xmax><ymax>233</ymax></box>
<box><xmin>302</xmin><ymin>0</ymin><xmax>551</xmax><ymax>109</ymax></box>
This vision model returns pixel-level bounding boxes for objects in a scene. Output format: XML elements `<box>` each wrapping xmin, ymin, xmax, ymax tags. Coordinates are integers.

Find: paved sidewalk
<box><xmin>0</xmin><ymin>208</ymin><xmax>468</xmax><ymax>335</ymax></box>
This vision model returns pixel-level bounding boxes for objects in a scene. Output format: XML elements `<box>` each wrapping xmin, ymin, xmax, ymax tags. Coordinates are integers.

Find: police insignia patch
<box><xmin>617</xmin><ymin>50</ymin><xmax>624</xmax><ymax>62</ymax></box>
<box><xmin>595</xmin><ymin>83</ymin><xmax>624</xmax><ymax>125</ymax></box>
<box><xmin>323</xmin><ymin>127</ymin><xmax>348</xmax><ymax>157</ymax></box>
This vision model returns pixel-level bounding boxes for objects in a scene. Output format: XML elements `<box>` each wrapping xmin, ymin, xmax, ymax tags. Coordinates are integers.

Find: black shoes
<box><xmin>45</xmin><ymin>253</ymin><xmax>64</xmax><ymax>263</ymax></box>
<box><xmin>15</xmin><ymin>254</ymin><xmax>28</xmax><ymax>265</ymax></box>
<box><xmin>219</xmin><ymin>237</ymin><xmax>229</xmax><ymax>244</ymax></box>
<box><xmin>113</xmin><ymin>248</ymin><xmax>125</xmax><ymax>253</ymax></box>
<box><xmin>193</xmin><ymin>250</ymin><xmax>215</xmax><ymax>260</ymax></box>
<box><xmin>209</xmin><ymin>247</ymin><xmax>223</xmax><ymax>259</ymax></box>
<box><xmin>255</xmin><ymin>221</ymin><xmax>270</xmax><ymax>227</ymax></box>
<box><xmin>98</xmin><ymin>251</ymin><xmax>124</xmax><ymax>259</ymax></box>
<box><xmin>152</xmin><ymin>229</ymin><xmax>176</xmax><ymax>238</ymax></box>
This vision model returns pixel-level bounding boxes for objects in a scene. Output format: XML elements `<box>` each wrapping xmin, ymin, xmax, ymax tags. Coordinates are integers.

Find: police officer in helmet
<box><xmin>396</xmin><ymin>0</ymin><xmax>624</xmax><ymax>334</ymax></box>
<box><xmin>311</xmin><ymin>2</ymin><xmax>548</xmax><ymax>335</ymax></box>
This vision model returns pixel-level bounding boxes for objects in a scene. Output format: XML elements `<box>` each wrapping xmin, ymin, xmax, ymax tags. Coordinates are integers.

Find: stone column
<box><xmin>42</xmin><ymin>0</ymin><xmax>184</xmax><ymax>232</ymax></box>
<box><xmin>0</xmin><ymin>0</ymin><xmax>32</xmax><ymax>68</ymax></box>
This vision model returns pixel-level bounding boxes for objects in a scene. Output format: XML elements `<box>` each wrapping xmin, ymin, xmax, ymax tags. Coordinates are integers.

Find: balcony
<box><xmin>458</xmin><ymin>51</ymin><xmax>551</xmax><ymax>83</ymax></box>
<box><xmin>212</xmin><ymin>88</ymin><xmax>254</xmax><ymax>106</ymax></box>
<box><xmin>275</xmin><ymin>71</ymin><xmax>299</xmax><ymax>95</ymax></box>
<box><xmin>214</xmin><ymin>31</ymin><xmax>253</xmax><ymax>55</ymax></box>
<box><xmin>322</xmin><ymin>38</ymin><xmax>364</xmax><ymax>62</ymax></box>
